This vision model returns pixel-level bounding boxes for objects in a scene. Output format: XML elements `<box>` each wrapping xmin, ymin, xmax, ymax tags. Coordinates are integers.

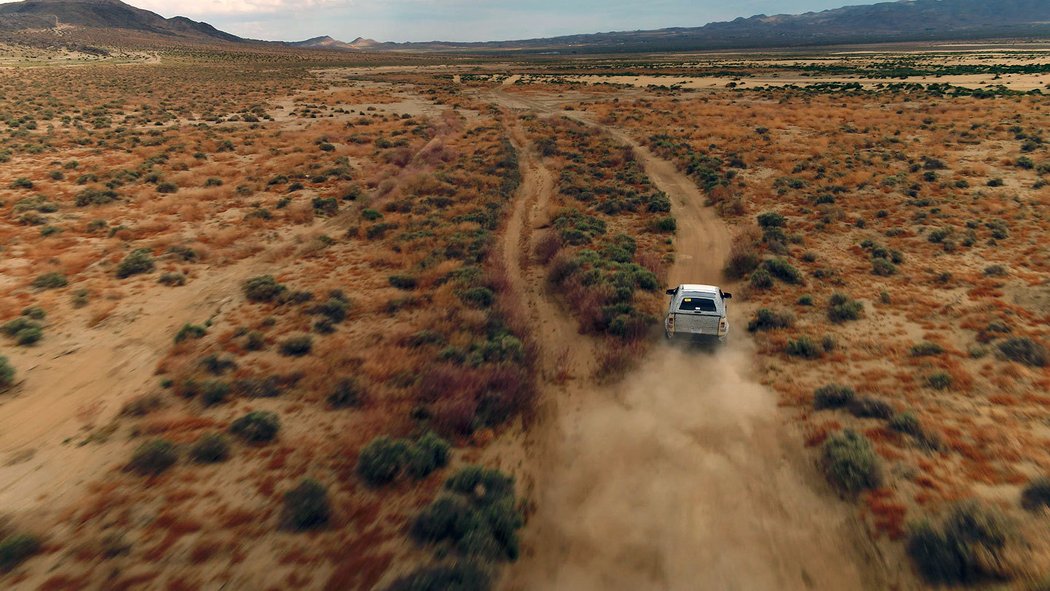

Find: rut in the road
<box><xmin>498</xmin><ymin>106</ymin><xmax>891</xmax><ymax>591</ymax></box>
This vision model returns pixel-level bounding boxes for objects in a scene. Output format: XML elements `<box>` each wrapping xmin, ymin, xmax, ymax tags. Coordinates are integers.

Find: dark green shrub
<box><xmin>459</xmin><ymin>287</ymin><xmax>495</xmax><ymax>309</ymax></box>
<box><xmin>279</xmin><ymin>334</ymin><xmax>313</xmax><ymax>357</ymax></box>
<box><xmin>115</xmin><ymin>249</ymin><xmax>155</xmax><ymax>279</ymax></box>
<box><xmin>157</xmin><ymin>182</ymin><xmax>178</xmax><ymax>194</ymax></box>
<box><xmin>200</xmin><ymin>381</ymin><xmax>231</xmax><ymax>406</ymax></box>
<box><xmin>757</xmin><ymin>211</ymin><xmax>785</xmax><ymax>229</ymax></box>
<box><xmin>21</xmin><ymin>307</ymin><xmax>45</xmax><ymax>321</ymax></box>
<box><xmin>386</xmin><ymin>562</ymin><xmax>490</xmax><ymax>591</ymax></box>
<box><xmin>872</xmin><ymin>258</ymin><xmax>897</xmax><ymax>276</ymax></box>
<box><xmin>763</xmin><ymin>258</ymin><xmax>803</xmax><ymax>284</ymax></box>
<box><xmin>906</xmin><ymin>502</ymin><xmax>1013</xmax><ymax>584</ymax></box>
<box><xmin>848</xmin><ymin>397</ymin><xmax>894</xmax><ymax>420</ymax></box>
<box><xmin>445</xmin><ymin>466</ymin><xmax>514</xmax><ymax>503</ymax></box>
<box><xmin>889</xmin><ymin>411</ymin><xmax>923</xmax><ymax>437</ymax></box>
<box><xmin>797</xmin><ymin>294</ymin><xmax>813</xmax><ymax>306</ymax></box>
<box><xmin>821</xmin><ymin>430</ymin><xmax>882</xmax><ymax>496</ymax></box>
<box><xmin>229</xmin><ymin>411</ymin><xmax>280</xmax><ymax>443</ymax></box>
<box><xmin>189</xmin><ymin>433</ymin><xmax>230</xmax><ymax>463</ymax></box>
<box><xmin>243</xmin><ymin>275</ymin><xmax>286</xmax><ymax>302</ymax></box>
<box><xmin>911</xmin><ymin>342</ymin><xmax>944</xmax><ymax>357</ymax></box>
<box><xmin>310</xmin><ymin>297</ymin><xmax>349</xmax><ymax>322</ymax></box>
<box><xmin>0</xmin><ymin>356</ymin><xmax>14</xmax><ymax>390</ymax></box>
<box><xmin>925</xmin><ymin>372</ymin><xmax>952</xmax><ymax>390</ymax></box>
<box><xmin>174</xmin><ymin>323</ymin><xmax>206</xmax><ymax>343</ymax></box>
<box><xmin>0</xmin><ymin>534</ymin><xmax>40</xmax><ymax>572</ymax></box>
<box><xmin>128</xmin><ymin>439</ymin><xmax>178</xmax><ymax>475</ymax></box>
<box><xmin>997</xmin><ymin>338</ymin><xmax>1047</xmax><ymax>367</ymax></box>
<box><xmin>283</xmin><ymin>479</ymin><xmax>330</xmax><ymax>531</ymax></box>
<box><xmin>327</xmin><ymin>378</ymin><xmax>364</xmax><ymax>408</ymax></box>
<box><xmin>357</xmin><ymin>436</ymin><xmax>410</xmax><ymax>486</ymax></box>
<box><xmin>786</xmin><ymin>337</ymin><xmax>822</xmax><ymax>359</ymax></box>
<box><xmin>813</xmin><ymin>384</ymin><xmax>855</xmax><ymax>410</ymax></box>
<box><xmin>827</xmin><ymin>293</ymin><xmax>863</xmax><ymax>323</ymax></box>
<box><xmin>389</xmin><ymin>274</ymin><xmax>418</xmax><ymax>290</ymax></box>
<box><xmin>747</xmin><ymin>309</ymin><xmax>794</xmax><ymax>332</ymax></box>
<box><xmin>32</xmin><ymin>272</ymin><xmax>67</xmax><ymax>289</ymax></box>
<box><xmin>158</xmin><ymin>272</ymin><xmax>186</xmax><ymax>286</ymax></box>
<box><xmin>407</xmin><ymin>432</ymin><xmax>452</xmax><ymax>479</ymax></box>
<box><xmin>749</xmin><ymin>268</ymin><xmax>773</xmax><ymax>290</ymax></box>
<box><xmin>649</xmin><ymin>216</ymin><xmax>676</xmax><ymax>233</ymax></box>
<box><xmin>13</xmin><ymin>325</ymin><xmax>42</xmax><ymax>346</ymax></box>
<box><xmin>244</xmin><ymin>331</ymin><xmax>266</xmax><ymax>351</ymax></box>
<box><xmin>1021</xmin><ymin>478</ymin><xmax>1050</xmax><ymax>512</ymax></box>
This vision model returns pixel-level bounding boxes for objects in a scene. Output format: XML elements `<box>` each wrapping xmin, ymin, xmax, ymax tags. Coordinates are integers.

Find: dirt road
<box><xmin>495</xmin><ymin>91</ymin><xmax>892</xmax><ymax>591</ymax></box>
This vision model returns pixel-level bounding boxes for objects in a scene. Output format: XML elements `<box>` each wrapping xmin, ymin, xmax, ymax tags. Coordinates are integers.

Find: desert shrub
<box><xmin>309</xmin><ymin>296</ymin><xmax>349</xmax><ymax>322</ymax></box>
<box><xmin>848</xmin><ymin>397</ymin><xmax>894</xmax><ymax>420</ymax></box>
<box><xmin>128</xmin><ymin>440</ymin><xmax>178</xmax><ymax>475</ymax></box>
<box><xmin>244</xmin><ymin>331</ymin><xmax>266</xmax><ymax>351</ymax></box>
<box><xmin>756</xmin><ymin>211</ymin><xmax>785</xmax><ymax>229</ymax></box>
<box><xmin>174</xmin><ymin>323</ymin><xmax>206</xmax><ymax>343</ymax></box>
<box><xmin>459</xmin><ymin>287</ymin><xmax>495</xmax><ymax>309</ymax></box>
<box><xmin>385</xmin><ymin>562</ymin><xmax>490</xmax><ymax>591</ymax></box>
<box><xmin>115</xmin><ymin>249</ymin><xmax>155</xmax><ymax>278</ymax></box>
<box><xmin>747</xmin><ymin>308</ymin><xmax>794</xmax><ymax>332</ymax></box>
<box><xmin>797</xmin><ymin>294</ymin><xmax>813</xmax><ymax>306</ymax></box>
<box><xmin>911</xmin><ymin>342</ymin><xmax>944</xmax><ymax>357</ymax></box>
<box><xmin>786</xmin><ymin>337</ymin><xmax>822</xmax><ymax>359</ymax></box>
<box><xmin>749</xmin><ymin>268</ymin><xmax>774</xmax><ymax>290</ymax></box>
<box><xmin>889</xmin><ymin>411</ymin><xmax>923</xmax><ymax>437</ymax></box>
<box><xmin>0</xmin><ymin>356</ymin><xmax>15</xmax><ymax>390</ymax></box>
<box><xmin>327</xmin><ymin>377</ymin><xmax>364</xmax><ymax>408</ymax></box>
<box><xmin>189</xmin><ymin>433</ymin><xmax>230</xmax><ymax>463</ymax></box>
<box><xmin>871</xmin><ymin>258</ymin><xmax>897</xmax><ymax>276</ymax></box>
<box><xmin>649</xmin><ymin>216</ymin><xmax>676</xmax><ymax>233</ymax></box>
<box><xmin>763</xmin><ymin>258</ymin><xmax>802</xmax><ymax>284</ymax></box>
<box><xmin>357</xmin><ymin>436</ymin><xmax>410</xmax><ymax>486</ymax></box>
<box><xmin>907</xmin><ymin>502</ymin><xmax>1013</xmax><ymax>584</ymax></box>
<box><xmin>229</xmin><ymin>411</ymin><xmax>280</xmax><ymax>443</ymax></box>
<box><xmin>1021</xmin><ymin>478</ymin><xmax>1050</xmax><ymax>512</ymax></box>
<box><xmin>283</xmin><ymin>479</ymin><xmax>330</xmax><ymax>531</ymax></box>
<box><xmin>997</xmin><ymin>338</ymin><xmax>1047</xmax><ymax>367</ymax></box>
<box><xmin>279</xmin><ymin>334</ymin><xmax>313</xmax><ymax>357</ymax></box>
<box><xmin>827</xmin><ymin>293</ymin><xmax>863</xmax><ymax>323</ymax></box>
<box><xmin>32</xmin><ymin>272</ymin><xmax>67</xmax><ymax>289</ymax></box>
<box><xmin>983</xmin><ymin>265</ymin><xmax>1007</xmax><ymax>277</ymax></box>
<box><xmin>813</xmin><ymin>384</ymin><xmax>855</xmax><ymax>410</ymax></box>
<box><xmin>157</xmin><ymin>182</ymin><xmax>178</xmax><ymax>194</ymax></box>
<box><xmin>0</xmin><ymin>534</ymin><xmax>40</xmax><ymax>572</ymax></box>
<box><xmin>925</xmin><ymin>372</ymin><xmax>952</xmax><ymax>390</ymax></box>
<box><xmin>200</xmin><ymin>380</ymin><xmax>231</xmax><ymax>406</ymax></box>
<box><xmin>407</xmin><ymin>432</ymin><xmax>452</xmax><ymax>480</ymax></box>
<box><xmin>12</xmin><ymin>325</ymin><xmax>42</xmax><ymax>346</ymax></box>
<box><xmin>821</xmin><ymin>430</ymin><xmax>882</xmax><ymax>496</ymax></box>
<box><xmin>158</xmin><ymin>272</ymin><xmax>186</xmax><ymax>286</ymax></box>
<box><xmin>243</xmin><ymin>275</ymin><xmax>286</xmax><ymax>302</ymax></box>
<box><xmin>389</xmin><ymin>274</ymin><xmax>418</xmax><ymax>290</ymax></box>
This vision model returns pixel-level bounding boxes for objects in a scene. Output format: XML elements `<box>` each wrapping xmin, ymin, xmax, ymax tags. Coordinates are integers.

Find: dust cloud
<box><xmin>516</xmin><ymin>339</ymin><xmax>874</xmax><ymax>591</ymax></box>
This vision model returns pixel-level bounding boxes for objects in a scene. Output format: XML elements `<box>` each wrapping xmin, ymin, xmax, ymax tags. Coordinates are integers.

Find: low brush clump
<box><xmin>907</xmin><ymin>502</ymin><xmax>1016</xmax><ymax>584</ymax></box>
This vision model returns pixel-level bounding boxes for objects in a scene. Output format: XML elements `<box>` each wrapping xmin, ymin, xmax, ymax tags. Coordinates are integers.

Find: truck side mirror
<box><xmin>723</xmin><ymin>293</ymin><xmax>733</xmax><ymax>299</ymax></box>
<box><xmin>666</xmin><ymin>289</ymin><xmax>676</xmax><ymax>296</ymax></box>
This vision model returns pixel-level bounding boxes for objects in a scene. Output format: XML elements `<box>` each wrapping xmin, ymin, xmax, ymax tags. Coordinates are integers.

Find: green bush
<box><xmin>749</xmin><ymin>268</ymin><xmax>774</xmax><ymax>290</ymax></box>
<box><xmin>357</xmin><ymin>436</ymin><xmax>410</xmax><ymax>486</ymax></box>
<box><xmin>763</xmin><ymin>258</ymin><xmax>803</xmax><ymax>284</ymax></box>
<box><xmin>925</xmin><ymin>372</ymin><xmax>952</xmax><ymax>390</ymax></box>
<box><xmin>189</xmin><ymin>433</ymin><xmax>230</xmax><ymax>463</ymax></box>
<box><xmin>907</xmin><ymin>502</ymin><xmax>1013</xmax><ymax>584</ymax></box>
<box><xmin>910</xmin><ymin>342</ymin><xmax>944</xmax><ymax>357</ymax></box>
<box><xmin>997</xmin><ymin>337</ymin><xmax>1047</xmax><ymax>368</ymax></box>
<box><xmin>128</xmin><ymin>439</ymin><xmax>178</xmax><ymax>475</ymax></box>
<box><xmin>0</xmin><ymin>534</ymin><xmax>40</xmax><ymax>572</ymax></box>
<box><xmin>389</xmin><ymin>274</ymin><xmax>418</xmax><ymax>290</ymax></box>
<box><xmin>283</xmin><ymin>479</ymin><xmax>330</xmax><ymax>531</ymax></box>
<box><xmin>243</xmin><ymin>275</ymin><xmax>286</xmax><ymax>302</ymax></box>
<box><xmin>115</xmin><ymin>249</ymin><xmax>155</xmax><ymax>278</ymax></box>
<box><xmin>871</xmin><ymin>258</ymin><xmax>897</xmax><ymax>276</ymax></box>
<box><xmin>200</xmin><ymin>381</ymin><xmax>231</xmax><ymax>406</ymax></box>
<box><xmin>813</xmin><ymin>384</ymin><xmax>855</xmax><ymax>410</ymax></box>
<box><xmin>827</xmin><ymin>293</ymin><xmax>863</xmax><ymax>323</ymax></box>
<box><xmin>747</xmin><ymin>309</ymin><xmax>794</xmax><ymax>332</ymax></box>
<box><xmin>889</xmin><ymin>411</ymin><xmax>923</xmax><ymax>437</ymax></box>
<box><xmin>279</xmin><ymin>334</ymin><xmax>313</xmax><ymax>357</ymax></box>
<box><xmin>386</xmin><ymin>562</ymin><xmax>490</xmax><ymax>591</ymax></box>
<box><xmin>407</xmin><ymin>432</ymin><xmax>452</xmax><ymax>480</ymax></box>
<box><xmin>229</xmin><ymin>411</ymin><xmax>280</xmax><ymax>443</ymax></box>
<box><xmin>174</xmin><ymin>323</ymin><xmax>207</xmax><ymax>344</ymax></box>
<box><xmin>649</xmin><ymin>216</ymin><xmax>676</xmax><ymax>233</ymax></box>
<box><xmin>158</xmin><ymin>272</ymin><xmax>186</xmax><ymax>287</ymax></box>
<box><xmin>847</xmin><ymin>397</ymin><xmax>894</xmax><ymax>420</ymax></box>
<box><xmin>0</xmin><ymin>356</ymin><xmax>14</xmax><ymax>390</ymax></box>
<box><xmin>32</xmin><ymin>272</ymin><xmax>67</xmax><ymax>289</ymax></box>
<box><xmin>786</xmin><ymin>337</ymin><xmax>822</xmax><ymax>359</ymax></box>
<box><xmin>821</xmin><ymin>430</ymin><xmax>882</xmax><ymax>496</ymax></box>
<box><xmin>327</xmin><ymin>377</ymin><xmax>364</xmax><ymax>408</ymax></box>
<box><xmin>1021</xmin><ymin>477</ymin><xmax>1050</xmax><ymax>512</ymax></box>
<box><xmin>757</xmin><ymin>211</ymin><xmax>786</xmax><ymax>229</ymax></box>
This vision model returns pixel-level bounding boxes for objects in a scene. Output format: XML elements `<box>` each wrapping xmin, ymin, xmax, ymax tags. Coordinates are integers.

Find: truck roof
<box><xmin>678</xmin><ymin>284</ymin><xmax>721</xmax><ymax>294</ymax></box>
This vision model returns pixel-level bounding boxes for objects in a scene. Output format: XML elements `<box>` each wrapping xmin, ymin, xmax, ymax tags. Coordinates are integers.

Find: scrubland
<box><xmin>1</xmin><ymin>46</ymin><xmax>1049</xmax><ymax>590</ymax></box>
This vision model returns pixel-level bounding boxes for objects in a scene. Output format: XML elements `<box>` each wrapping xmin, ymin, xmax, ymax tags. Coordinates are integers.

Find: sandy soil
<box><xmin>493</xmin><ymin>90</ymin><xmax>901</xmax><ymax>590</ymax></box>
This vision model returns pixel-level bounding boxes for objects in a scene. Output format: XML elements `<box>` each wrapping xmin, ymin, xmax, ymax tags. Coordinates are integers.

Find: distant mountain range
<box><xmin>0</xmin><ymin>0</ymin><xmax>1048</xmax><ymax>53</ymax></box>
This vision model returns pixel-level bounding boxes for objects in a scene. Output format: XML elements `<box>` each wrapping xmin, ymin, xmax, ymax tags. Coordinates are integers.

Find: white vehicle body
<box><xmin>663</xmin><ymin>284</ymin><xmax>733</xmax><ymax>343</ymax></box>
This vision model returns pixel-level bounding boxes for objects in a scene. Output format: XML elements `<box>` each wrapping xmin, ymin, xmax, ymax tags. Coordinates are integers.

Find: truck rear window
<box><xmin>679</xmin><ymin>297</ymin><xmax>717</xmax><ymax>312</ymax></box>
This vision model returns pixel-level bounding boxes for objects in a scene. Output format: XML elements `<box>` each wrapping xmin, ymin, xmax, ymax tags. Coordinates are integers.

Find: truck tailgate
<box><xmin>672</xmin><ymin>312</ymin><xmax>720</xmax><ymax>335</ymax></box>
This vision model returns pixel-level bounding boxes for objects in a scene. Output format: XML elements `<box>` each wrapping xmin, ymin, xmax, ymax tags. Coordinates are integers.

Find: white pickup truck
<box><xmin>664</xmin><ymin>284</ymin><xmax>733</xmax><ymax>343</ymax></box>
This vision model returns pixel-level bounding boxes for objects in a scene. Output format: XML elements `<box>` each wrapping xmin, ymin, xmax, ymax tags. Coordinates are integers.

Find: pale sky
<box><xmin>130</xmin><ymin>0</ymin><xmax>879</xmax><ymax>43</ymax></box>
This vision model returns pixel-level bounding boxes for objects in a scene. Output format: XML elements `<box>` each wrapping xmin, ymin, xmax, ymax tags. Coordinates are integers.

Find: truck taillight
<box><xmin>718</xmin><ymin>318</ymin><xmax>728</xmax><ymax>335</ymax></box>
<box><xmin>666</xmin><ymin>316</ymin><xmax>675</xmax><ymax>334</ymax></box>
